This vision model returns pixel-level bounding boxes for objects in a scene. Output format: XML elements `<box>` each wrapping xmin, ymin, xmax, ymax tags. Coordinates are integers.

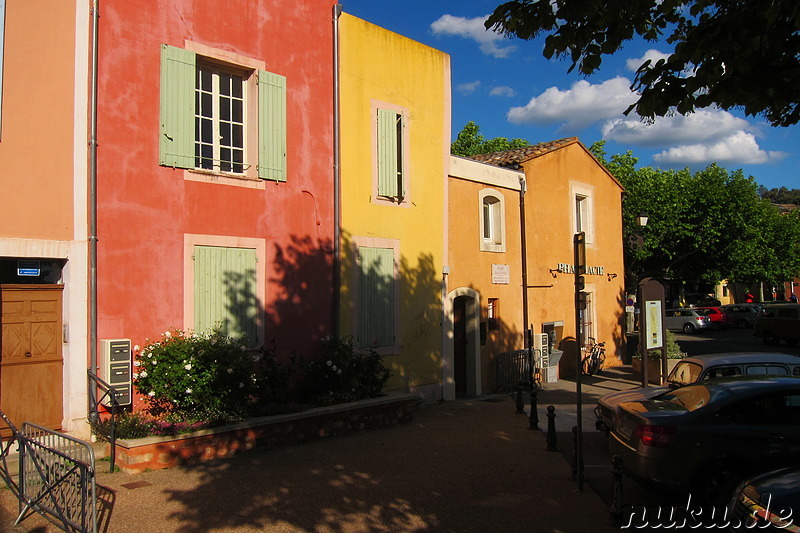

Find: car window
<box><xmin>777</xmin><ymin>308</ymin><xmax>799</xmax><ymax>319</ymax></box>
<box><xmin>658</xmin><ymin>386</ymin><xmax>713</xmax><ymax>412</ymax></box>
<box><xmin>668</xmin><ymin>361</ymin><xmax>703</xmax><ymax>386</ymax></box>
<box><xmin>745</xmin><ymin>365</ymin><xmax>789</xmax><ymax>376</ymax></box>
<box><xmin>702</xmin><ymin>366</ymin><xmax>741</xmax><ymax>380</ymax></box>
<box><xmin>721</xmin><ymin>393</ymin><xmax>800</xmax><ymax>425</ymax></box>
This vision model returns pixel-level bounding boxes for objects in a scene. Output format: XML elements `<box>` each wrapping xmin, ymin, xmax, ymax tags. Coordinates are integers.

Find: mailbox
<box><xmin>99</xmin><ymin>339</ymin><xmax>132</xmax><ymax>406</ymax></box>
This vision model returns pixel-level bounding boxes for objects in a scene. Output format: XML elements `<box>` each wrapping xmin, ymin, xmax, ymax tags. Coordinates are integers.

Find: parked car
<box><xmin>665</xmin><ymin>308</ymin><xmax>712</xmax><ymax>334</ymax></box>
<box><xmin>609</xmin><ymin>376</ymin><xmax>800</xmax><ymax>507</ymax></box>
<box><xmin>685</xmin><ymin>293</ymin><xmax>722</xmax><ymax>307</ymax></box>
<box><xmin>754</xmin><ymin>303</ymin><xmax>800</xmax><ymax>346</ymax></box>
<box><xmin>694</xmin><ymin>306</ymin><xmax>734</xmax><ymax>330</ymax></box>
<box><xmin>595</xmin><ymin>352</ymin><xmax>800</xmax><ymax>433</ymax></box>
<box><xmin>729</xmin><ymin>466</ymin><xmax>800</xmax><ymax>531</ymax></box>
<box><xmin>719</xmin><ymin>303</ymin><xmax>761</xmax><ymax>329</ymax></box>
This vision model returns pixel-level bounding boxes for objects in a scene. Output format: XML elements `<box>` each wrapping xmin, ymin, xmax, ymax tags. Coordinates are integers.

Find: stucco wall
<box><xmin>339</xmin><ymin>14</ymin><xmax>451</xmax><ymax>396</ymax></box>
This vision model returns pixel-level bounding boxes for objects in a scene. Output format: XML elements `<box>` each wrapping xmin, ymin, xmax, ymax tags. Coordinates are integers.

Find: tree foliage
<box><xmin>451</xmin><ymin>121</ymin><xmax>531</xmax><ymax>157</ymax></box>
<box><xmin>591</xmin><ymin>141</ymin><xmax>800</xmax><ymax>288</ymax></box>
<box><xmin>487</xmin><ymin>0</ymin><xmax>800</xmax><ymax>126</ymax></box>
<box><xmin>758</xmin><ymin>186</ymin><xmax>800</xmax><ymax>205</ymax></box>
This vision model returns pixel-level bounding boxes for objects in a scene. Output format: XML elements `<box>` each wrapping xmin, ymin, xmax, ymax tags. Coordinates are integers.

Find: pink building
<box><xmin>95</xmin><ymin>1</ymin><xmax>337</xmax><ymax>409</ymax></box>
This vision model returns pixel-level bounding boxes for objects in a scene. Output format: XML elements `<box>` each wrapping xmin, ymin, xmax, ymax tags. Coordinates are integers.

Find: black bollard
<box><xmin>545</xmin><ymin>405</ymin><xmax>558</xmax><ymax>451</ymax></box>
<box><xmin>515</xmin><ymin>383</ymin><xmax>525</xmax><ymax>414</ymax></box>
<box><xmin>570</xmin><ymin>425</ymin><xmax>578</xmax><ymax>481</ymax></box>
<box><xmin>607</xmin><ymin>455</ymin><xmax>624</xmax><ymax>526</ymax></box>
<box><xmin>528</xmin><ymin>388</ymin><xmax>540</xmax><ymax>430</ymax></box>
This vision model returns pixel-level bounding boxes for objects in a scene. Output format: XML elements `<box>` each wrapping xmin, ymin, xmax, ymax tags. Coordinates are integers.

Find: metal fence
<box><xmin>0</xmin><ymin>411</ymin><xmax>97</xmax><ymax>533</ymax></box>
<box><xmin>495</xmin><ymin>350</ymin><xmax>532</xmax><ymax>391</ymax></box>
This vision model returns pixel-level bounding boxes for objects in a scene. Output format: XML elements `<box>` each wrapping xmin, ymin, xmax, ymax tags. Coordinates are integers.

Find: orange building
<box><xmin>448</xmin><ymin>138</ymin><xmax>625</xmax><ymax>394</ymax></box>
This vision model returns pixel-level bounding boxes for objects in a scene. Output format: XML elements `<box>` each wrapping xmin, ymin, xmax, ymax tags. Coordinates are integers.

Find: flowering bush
<box><xmin>298</xmin><ymin>336</ymin><xmax>391</xmax><ymax>405</ymax></box>
<box><xmin>133</xmin><ymin>329</ymin><xmax>260</xmax><ymax>417</ymax></box>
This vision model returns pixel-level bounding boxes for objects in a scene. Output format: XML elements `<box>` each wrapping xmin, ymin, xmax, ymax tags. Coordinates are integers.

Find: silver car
<box><xmin>595</xmin><ymin>352</ymin><xmax>800</xmax><ymax>433</ymax></box>
<box><xmin>665</xmin><ymin>308</ymin><xmax>712</xmax><ymax>334</ymax></box>
<box><xmin>609</xmin><ymin>376</ymin><xmax>800</xmax><ymax>506</ymax></box>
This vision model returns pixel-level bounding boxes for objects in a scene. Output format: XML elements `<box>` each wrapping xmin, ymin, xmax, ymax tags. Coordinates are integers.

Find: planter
<box><xmin>111</xmin><ymin>392</ymin><xmax>418</xmax><ymax>473</ymax></box>
<box><xmin>632</xmin><ymin>357</ymin><xmax>680</xmax><ymax>385</ymax></box>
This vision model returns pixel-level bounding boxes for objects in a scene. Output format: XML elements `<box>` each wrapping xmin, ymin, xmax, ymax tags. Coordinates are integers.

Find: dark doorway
<box><xmin>454</xmin><ymin>295</ymin><xmax>467</xmax><ymax>395</ymax></box>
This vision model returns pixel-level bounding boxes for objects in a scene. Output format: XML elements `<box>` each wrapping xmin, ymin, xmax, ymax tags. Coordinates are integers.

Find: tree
<box><xmin>451</xmin><ymin>121</ymin><xmax>531</xmax><ymax>157</ymax></box>
<box><xmin>590</xmin><ymin>141</ymin><xmax>800</xmax><ymax>289</ymax></box>
<box><xmin>486</xmin><ymin>0</ymin><xmax>800</xmax><ymax>126</ymax></box>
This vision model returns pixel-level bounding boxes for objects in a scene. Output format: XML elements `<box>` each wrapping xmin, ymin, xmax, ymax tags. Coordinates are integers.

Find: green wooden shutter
<box><xmin>194</xmin><ymin>246</ymin><xmax>258</xmax><ymax>345</ymax></box>
<box><xmin>358</xmin><ymin>247</ymin><xmax>394</xmax><ymax>347</ymax></box>
<box><xmin>258</xmin><ymin>70</ymin><xmax>287</xmax><ymax>181</ymax></box>
<box><xmin>159</xmin><ymin>44</ymin><xmax>196</xmax><ymax>168</ymax></box>
<box><xmin>377</xmin><ymin>109</ymin><xmax>399</xmax><ymax>197</ymax></box>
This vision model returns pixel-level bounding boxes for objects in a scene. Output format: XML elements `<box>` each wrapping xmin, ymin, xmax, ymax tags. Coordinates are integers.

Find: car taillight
<box><xmin>635</xmin><ymin>425</ymin><xmax>676</xmax><ymax>447</ymax></box>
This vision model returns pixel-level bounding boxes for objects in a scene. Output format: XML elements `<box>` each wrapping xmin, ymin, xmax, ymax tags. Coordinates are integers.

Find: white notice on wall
<box><xmin>491</xmin><ymin>264</ymin><xmax>510</xmax><ymax>284</ymax></box>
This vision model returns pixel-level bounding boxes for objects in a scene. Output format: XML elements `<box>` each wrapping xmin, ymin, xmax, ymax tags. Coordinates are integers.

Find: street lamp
<box><xmin>636</xmin><ymin>211</ymin><xmax>649</xmax><ymax>228</ymax></box>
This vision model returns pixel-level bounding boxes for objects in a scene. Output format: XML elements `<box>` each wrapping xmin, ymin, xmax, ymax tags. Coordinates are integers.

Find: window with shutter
<box><xmin>358</xmin><ymin>246</ymin><xmax>395</xmax><ymax>347</ymax></box>
<box><xmin>374</xmin><ymin>105</ymin><xmax>407</xmax><ymax>204</ymax></box>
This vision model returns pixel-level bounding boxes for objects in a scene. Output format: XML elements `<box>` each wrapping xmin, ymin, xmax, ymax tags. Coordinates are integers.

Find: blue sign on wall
<box><xmin>17</xmin><ymin>260</ymin><xmax>41</xmax><ymax>277</ymax></box>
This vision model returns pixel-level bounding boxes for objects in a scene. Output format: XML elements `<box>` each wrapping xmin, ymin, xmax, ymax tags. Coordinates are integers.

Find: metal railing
<box><xmin>87</xmin><ymin>370</ymin><xmax>120</xmax><ymax>473</ymax></box>
<box><xmin>0</xmin><ymin>411</ymin><xmax>97</xmax><ymax>533</ymax></box>
<box><xmin>495</xmin><ymin>348</ymin><xmax>545</xmax><ymax>392</ymax></box>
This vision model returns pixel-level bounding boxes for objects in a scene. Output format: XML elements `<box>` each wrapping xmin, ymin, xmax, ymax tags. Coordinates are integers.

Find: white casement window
<box><xmin>571</xmin><ymin>183</ymin><xmax>594</xmax><ymax>243</ymax></box>
<box><xmin>160</xmin><ymin>44</ymin><xmax>286</xmax><ymax>182</ymax></box>
<box><xmin>195</xmin><ymin>64</ymin><xmax>245</xmax><ymax>174</ymax></box>
<box><xmin>479</xmin><ymin>189</ymin><xmax>505</xmax><ymax>252</ymax></box>
<box><xmin>373</xmin><ymin>103</ymin><xmax>409</xmax><ymax>205</ymax></box>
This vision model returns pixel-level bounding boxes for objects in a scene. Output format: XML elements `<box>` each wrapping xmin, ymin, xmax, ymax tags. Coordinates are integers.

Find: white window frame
<box><xmin>571</xmin><ymin>182</ymin><xmax>595</xmax><ymax>244</ymax></box>
<box><xmin>195</xmin><ymin>62</ymin><xmax>247</xmax><ymax>175</ymax></box>
<box><xmin>183</xmin><ymin>42</ymin><xmax>264</xmax><ymax>188</ymax></box>
<box><xmin>479</xmin><ymin>188</ymin><xmax>506</xmax><ymax>252</ymax></box>
<box><xmin>371</xmin><ymin>100</ymin><xmax>410</xmax><ymax>206</ymax></box>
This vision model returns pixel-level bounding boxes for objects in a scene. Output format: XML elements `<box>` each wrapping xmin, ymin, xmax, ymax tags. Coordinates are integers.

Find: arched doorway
<box><xmin>444</xmin><ymin>287</ymin><xmax>481</xmax><ymax>399</ymax></box>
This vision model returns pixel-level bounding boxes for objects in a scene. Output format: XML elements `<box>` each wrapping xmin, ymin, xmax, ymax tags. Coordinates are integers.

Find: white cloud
<box><xmin>507</xmin><ymin>77</ymin><xmax>637</xmax><ymax>129</ymax></box>
<box><xmin>431</xmin><ymin>14</ymin><xmax>516</xmax><ymax>58</ymax></box>
<box><xmin>602</xmin><ymin>109</ymin><xmax>753</xmax><ymax>147</ymax></box>
<box><xmin>490</xmin><ymin>86</ymin><xmax>516</xmax><ymax>97</ymax></box>
<box><xmin>457</xmin><ymin>80</ymin><xmax>481</xmax><ymax>95</ymax></box>
<box><xmin>626</xmin><ymin>49</ymin><xmax>671</xmax><ymax>72</ymax></box>
<box><xmin>653</xmin><ymin>131</ymin><xmax>787</xmax><ymax>165</ymax></box>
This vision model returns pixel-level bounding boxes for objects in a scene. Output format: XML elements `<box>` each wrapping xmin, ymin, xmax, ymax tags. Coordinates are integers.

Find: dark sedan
<box><xmin>609</xmin><ymin>376</ymin><xmax>800</xmax><ymax>507</ymax></box>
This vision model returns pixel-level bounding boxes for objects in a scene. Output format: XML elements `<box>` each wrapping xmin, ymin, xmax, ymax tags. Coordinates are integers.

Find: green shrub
<box><xmin>298</xmin><ymin>336</ymin><xmax>391</xmax><ymax>405</ymax></box>
<box><xmin>92</xmin><ymin>411</ymin><xmax>154</xmax><ymax>441</ymax></box>
<box><xmin>133</xmin><ymin>329</ymin><xmax>259</xmax><ymax>417</ymax></box>
<box><xmin>636</xmin><ymin>330</ymin><xmax>687</xmax><ymax>359</ymax></box>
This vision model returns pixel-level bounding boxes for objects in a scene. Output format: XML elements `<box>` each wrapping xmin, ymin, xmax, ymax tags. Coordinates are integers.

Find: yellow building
<box><xmin>453</xmin><ymin>138</ymin><xmax>625</xmax><ymax>387</ymax></box>
<box><xmin>338</xmin><ymin>14</ymin><xmax>451</xmax><ymax>399</ymax></box>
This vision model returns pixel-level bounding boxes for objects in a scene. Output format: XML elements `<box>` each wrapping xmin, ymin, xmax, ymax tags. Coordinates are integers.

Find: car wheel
<box><xmin>737</xmin><ymin>319</ymin><xmax>749</xmax><ymax>329</ymax></box>
<box><xmin>683</xmin><ymin>323</ymin><xmax>696</xmax><ymax>334</ymax></box>
<box><xmin>691</xmin><ymin>462</ymin><xmax>743</xmax><ymax>509</ymax></box>
<box><xmin>763</xmin><ymin>330</ymin><xmax>777</xmax><ymax>346</ymax></box>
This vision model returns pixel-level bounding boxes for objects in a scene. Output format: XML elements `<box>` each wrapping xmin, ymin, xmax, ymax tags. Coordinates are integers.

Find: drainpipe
<box><xmin>332</xmin><ymin>4</ymin><xmax>342</xmax><ymax>338</ymax></box>
<box><xmin>519</xmin><ymin>176</ymin><xmax>529</xmax><ymax>348</ymax></box>
<box><xmin>88</xmin><ymin>0</ymin><xmax>100</xmax><ymax>420</ymax></box>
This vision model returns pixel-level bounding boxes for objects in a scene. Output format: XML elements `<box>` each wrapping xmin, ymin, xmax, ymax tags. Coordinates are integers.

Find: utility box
<box><xmin>100</xmin><ymin>339</ymin><xmax>132</xmax><ymax>406</ymax></box>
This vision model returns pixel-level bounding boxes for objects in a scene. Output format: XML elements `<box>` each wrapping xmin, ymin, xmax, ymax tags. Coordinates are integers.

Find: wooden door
<box><xmin>0</xmin><ymin>285</ymin><xmax>64</xmax><ymax>437</ymax></box>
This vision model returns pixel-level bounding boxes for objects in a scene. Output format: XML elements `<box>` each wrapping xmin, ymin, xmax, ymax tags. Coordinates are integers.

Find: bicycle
<box><xmin>582</xmin><ymin>337</ymin><xmax>605</xmax><ymax>376</ymax></box>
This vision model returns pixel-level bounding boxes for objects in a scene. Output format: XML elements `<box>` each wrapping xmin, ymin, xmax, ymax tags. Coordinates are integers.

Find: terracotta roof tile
<box><xmin>467</xmin><ymin>137</ymin><xmax>579</xmax><ymax>167</ymax></box>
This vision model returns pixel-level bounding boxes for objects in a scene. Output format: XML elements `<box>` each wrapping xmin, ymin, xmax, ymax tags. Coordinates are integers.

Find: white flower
<box><xmin>148</xmin><ymin>391</ymin><xmax>155</xmax><ymax>397</ymax></box>
<box><xmin>140</xmin><ymin>370</ymin><xmax>148</xmax><ymax>378</ymax></box>
<box><xmin>239</xmin><ymin>383</ymin><xmax>245</xmax><ymax>388</ymax></box>
<box><xmin>227</xmin><ymin>368</ymin><xmax>233</xmax><ymax>374</ymax></box>
<box><xmin>132</xmin><ymin>372</ymin><xmax>139</xmax><ymax>379</ymax></box>
<box><xmin>133</xmin><ymin>360</ymin><xmax>141</xmax><ymax>367</ymax></box>
<box><xmin>332</xmin><ymin>365</ymin><xmax>337</xmax><ymax>371</ymax></box>
<box><xmin>185</xmin><ymin>364</ymin><xmax>192</xmax><ymax>370</ymax></box>
<box><xmin>147</xmin><ymin>353</ymin><xmax>152</xmax><ymax>358</ymax></box>
<box><xmin>186</xmin><ymin>388</ymin><xmax>192</xmax><ymax>394</ymax></box>
<box><xmin>164</xmin><ymin>331</ymin><xmax>171</xmax><ymax>338</ymax></box>
<box><xmin>337</xmin><ymin>369</ymin><xmax>342</xmax><ymax>375</ymax></box>
<box><xmin>327</xmin><ymin>360</ymin><xmax>332</xmax><ymax>366</ymax></box>
<box><xmin>134</xmin><ymin>345</ymin><xmax>140</xmax><ymax>352</ymax></box>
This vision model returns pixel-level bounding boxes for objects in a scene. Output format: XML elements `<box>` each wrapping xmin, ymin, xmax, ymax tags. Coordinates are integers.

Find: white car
<box><xmin>595</xmin><ymin>352</ymin><xmax>800</xmax><ymax>434</ymax></box>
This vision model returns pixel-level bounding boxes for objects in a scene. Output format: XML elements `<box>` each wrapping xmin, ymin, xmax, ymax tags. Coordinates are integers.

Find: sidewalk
<box><xmin>0</xmin><ymin>376</ymin><xmax>637</xmax><ymax>533</ymax></box>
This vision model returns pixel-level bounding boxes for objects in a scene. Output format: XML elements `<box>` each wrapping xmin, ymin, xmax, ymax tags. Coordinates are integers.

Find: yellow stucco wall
<box><xmin>522</xmin><ymin>142</ymin><xmax>625</xmax><ymax>375</ymax></box>
<box><xmin>339</xmin><ymin>14</ymin><xmax>451</xmax><ymax>394</ymax></box>
<box><xmin>0</xmin><ymin>0</ymin><xmax>75</xmax><ymax>239</ymax></box>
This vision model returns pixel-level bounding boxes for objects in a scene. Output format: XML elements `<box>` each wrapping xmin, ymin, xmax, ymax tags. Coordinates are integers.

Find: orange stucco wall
<box><xmin>522</xmin><ymin>143</ymin><xmax>625</xmax><ymax>374</ymax></box>
<box><xmin>95</xmin><ymin>1</ymin><xmax>336</xmax><ymax>374</ymax></box>
<box><xmin>448</xmin><ymin>176</ymin><xmax>524</xmax><ymax>391</ymax></box>
<box><xmin>0</xmin><ymin>0</ymin><xmax>74</xmax><ymax>239</ymax></box>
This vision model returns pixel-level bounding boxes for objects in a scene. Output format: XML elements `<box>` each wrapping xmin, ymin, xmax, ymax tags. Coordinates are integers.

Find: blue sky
<box><xmin>342</xmin><ymin>0</ymin><xmax>799</xmax><ymax>191</ymax></box>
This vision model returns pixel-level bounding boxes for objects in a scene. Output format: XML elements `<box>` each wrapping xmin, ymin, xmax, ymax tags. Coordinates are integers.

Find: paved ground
<box><xmin>0</xmin><ymin>376</ymin><xmax>637</xmax><ymax>533</ymax></box>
